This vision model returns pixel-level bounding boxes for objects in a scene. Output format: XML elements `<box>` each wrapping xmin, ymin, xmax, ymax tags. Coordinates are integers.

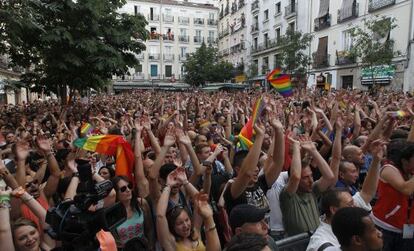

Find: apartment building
<box><xmin>244</xmin><ymin>0</ymin><xmax>311</xmax><ymax>85</ymax></box>
<box><xmin>217</xmin><ymin>0</ymin><xmax>250</xmax><ymax>81</ymax></box>
<box><xmin>308</xmin><ymin>0</ymin><xmax>413</xmax><ymax>91</ymax></box>
<box><xmin>115</xmin><ymin>0</ymin><xmax>218</xmax><ymax>88</ymax></box>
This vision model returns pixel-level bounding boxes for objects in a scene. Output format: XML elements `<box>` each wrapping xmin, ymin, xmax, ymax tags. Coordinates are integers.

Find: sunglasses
<box><xmin>118</xmin><ymin>183</ymin><xmax>133</xmax><ymax>193</ymax></box>
<box><xmin>167</xmin><ymin>204</ymin><xmax>184</xmax><ymax>215</ymax></box>
<box><xmin>25</xmin><ymin>180</ymin><xmax>39</xmax><ymax>189</ymax></box>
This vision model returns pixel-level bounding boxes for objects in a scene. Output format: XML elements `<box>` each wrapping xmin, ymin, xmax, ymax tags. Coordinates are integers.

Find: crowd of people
<box><xmin>0</xmin><ymin>88</ymin><xmax>413</xmax><ymax>251</ymax></box>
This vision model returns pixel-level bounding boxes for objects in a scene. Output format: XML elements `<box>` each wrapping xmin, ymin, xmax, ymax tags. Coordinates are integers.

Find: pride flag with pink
<box><xmin>238</xmin><ymin>96</ymin><xmax>265</xmax><ymax>149</ymax></box>
<box><xmin>267</xmin><ymin>68</ymin><xmax>293</xmax><ymax>97</ymax></box>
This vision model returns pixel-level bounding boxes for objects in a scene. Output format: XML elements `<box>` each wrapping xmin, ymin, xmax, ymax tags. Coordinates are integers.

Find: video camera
<box><xmin>46</xmin><ymin>179</ymin><xmax>126</xmax><ymax>251</ymax></box>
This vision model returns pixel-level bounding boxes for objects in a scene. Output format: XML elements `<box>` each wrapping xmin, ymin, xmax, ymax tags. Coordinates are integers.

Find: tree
<box><xmin>183</xmin><ymin>42</ymin><xmax>233</xmax><ymax>86</ymax></box>
<box><xmin>349</xmin><ymin>16</ymin><xmax>397</xmax><ymax>87</ymax></box>
<box><xmin>0</xmin><ymin>0</ymin><xmax>148</xmax><ymax>103</ymax></box>
<box><xmin>276</xmin><ymin>29</ymin><xmax>312</xmax><ymax>78</ymax></box>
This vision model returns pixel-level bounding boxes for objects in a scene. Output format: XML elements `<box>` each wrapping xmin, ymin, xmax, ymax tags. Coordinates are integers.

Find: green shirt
<box><xmin>279</xmin><ymin>185</ymin><xmax>321</xmax><ymax>236</ymax></box>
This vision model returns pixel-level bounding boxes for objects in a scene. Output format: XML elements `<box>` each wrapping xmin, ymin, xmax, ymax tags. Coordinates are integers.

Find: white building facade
<box><xmin>217</xmin><ymin>0</ymin><xmax>249</xmax><ymax>81</ymax></box>
<box><xmin>308</xmin><ymin>0</ymin><xmax>413</xmax><ymax>91</ymax></box>
<box><xmin>116</xmin><ymin>0</ymin><xmax>218</xmax><ymax>87</ymax></box>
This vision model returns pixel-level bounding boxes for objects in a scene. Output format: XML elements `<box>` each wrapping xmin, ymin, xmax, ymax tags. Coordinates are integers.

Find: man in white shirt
<box><xmin>266</xmin><ymin>171</ymin><xmax>288</xmax><ymax>240</ymax></box>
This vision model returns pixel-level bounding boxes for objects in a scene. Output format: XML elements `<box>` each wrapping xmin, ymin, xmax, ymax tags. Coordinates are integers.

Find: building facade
<box><xmin>308</xmin><ymin>0</ymin><xmax>413</xmax><ymax>91</ymax></box>
<box><xmin>115</xmin><ymin>0</ymin><xmax>218</xmax><ymax>89</ymax></box>
<box><xmin>217</xmin><ymin>0</ymin><xmax>249</xmax><ymax>81</ymax></box>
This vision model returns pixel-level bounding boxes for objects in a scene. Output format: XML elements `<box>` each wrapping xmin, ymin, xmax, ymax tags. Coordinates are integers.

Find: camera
<box><xmin>46</xmin><ymin>180</ymin><xmax>127</xmax><ymax>251</ymax></box>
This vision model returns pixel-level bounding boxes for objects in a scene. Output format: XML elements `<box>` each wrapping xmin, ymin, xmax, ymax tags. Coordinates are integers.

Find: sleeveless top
<box><xmin>176</xmin><ymin>237</ymin><xmax>206</xmax><ymax>251</ymax></box>
<box><xmin>21</xmin><ymin>195</ymin><xmax>49</xmax><ymax>233</ymax></box>
<box><xmin>372</xmin><ymin>164</ymin><xmax>414</xmax><ymax>232</ymax></box>
<box><xmin>115</xmin><ymin>209</ymin><xmax>144</xmax><ymax>246</ymax></box>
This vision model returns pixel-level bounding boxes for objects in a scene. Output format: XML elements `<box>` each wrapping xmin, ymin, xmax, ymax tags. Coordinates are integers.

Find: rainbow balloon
<box><xmin>267</xmin><ymin>68</ymin><xmax>293</xmax><ymax>97</ymax></box>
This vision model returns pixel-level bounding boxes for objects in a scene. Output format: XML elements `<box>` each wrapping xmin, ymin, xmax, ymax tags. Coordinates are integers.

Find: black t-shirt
<box><xmin>224</xmin><ymin>174</ymin><xmax>270</xmax><ymax>215</ymax></box>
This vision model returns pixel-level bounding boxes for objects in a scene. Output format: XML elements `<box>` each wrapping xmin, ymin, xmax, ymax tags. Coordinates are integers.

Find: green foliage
<box><xmin>276</xmin><ymin>29</ymin><xmax>312</xmax><ymax>76</ymax></box>
<box><xmin>183</xmin><ymin>42</ymin><xmax>233</xmax><ymax>86</ymax></box>
<box><xmin>349</xmin><ymin>16</ymin><xmax>397</xmax><ymax>69</ymax></box>
<box><xmin>0</xmin><ymin>0</ymin><xmax>148</xmax><ymax>101</ymax></box>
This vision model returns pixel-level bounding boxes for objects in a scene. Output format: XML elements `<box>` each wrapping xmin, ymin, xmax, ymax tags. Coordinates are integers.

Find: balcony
<box><xmin>194</xmin><ymin>36</ymin><xmax>204</xmax><ymax>44</ymax></box>
<box><xmin>179</xmin><ymin>54</ymin><xmax>189</xmax><ymax>61</ymax></box>
<box><xmin>163</xmin><ymin>34</ymin><xmax>175</xmax><ymax>42</ymax></box>
<box><xmin>207</xmin><ymin>19</ymin><xmax>218</xmax><ymax>26</ymax></box>
<box><xmin>222</xmin><ymin>48</ymin><xmax>230</xmax><ymax>56</ymax></box>
<box><xmin>223</xmin><ymin>27</ymin><xmax>230</xmax><ymax>36</ymax></box>
<box><xmin>150</xmin><ymin>74</ymin><xmax>161</xmax><ymax>80</ymax></box>
<box><xmin>163</xmin><ymin>54</ymin><xmax>175</xmax><ymax>61</ymax></box>
<box><xmin>147</xmin><ymin>14</ymin><xmax>160</xmax><ymax>22</ymax></box>
<box><xmin>230</xmin><ymin>43</ymin><xmax>244</xmax><ymax>54</ymax></box>
<box><xmin>312</xmin><ymin>53</ymin><xmax>331</xmax><ymax>68</ymax></box>
<box><xmin>338</xmin><ymin>3</ymin><xmax>359</xmax><ymax>23</ymax></box>
<box><xmin>148</xmin><ymin>53</ymin><xmax>160</xmax><ymax>60</ymax></box>
<box><xmin>194</xmin><ymin>18</ymin><xmax>204</xmax><ymax>25</ymax></box>
<box><xmin>178</xmin><ymin>35</ymin><xmax>189</xmax><ymax>43</ymax></box>
<box><xmin>368</xmin><ymin>0</ymin><xmax>395</xmax><ymax>12</ymax></box>
<box><xmin>314</xmin><ymin>14</ymin><xmax>331</xmax><ymax>31</ymax></box>
<box><xmin>238</xmin><ymin>0</ymin><xmax>245</xmax><ymax>8</ymax></box>
<box><xmin>178</xmin><ymin>17</ymin><xmax>189</xmax><ymax>25</ymax></box>
<box><xmin>207</xmin><ymin>37</ymin><xmax>216</xmax><ymax>44</ymax></box>
<box><xmin>251</xmin><ymin>23</ymin><xmax>259</xmax><ymax>33</ymax></box>
<box><xmin>284</xmin><ymin>4</ymin><xmax>297</xmax><ymax>18</ymax></box>
<box><xmin>136</xmin><ymin>54</ymin><xmax>144</xmax><ymax>60</ymax></box>
<box><xmin>149</xmin><ymin>32</ymin><xmax>161</xmax><ymax>40</ymax></box>
<box><xmin>251</xmin><ymin>39</ymin><xmax>278</xmax><ymax>53</ymax></box>
<box><xmin>336</xmin><ymin>50</ymin><xmax>356</xmax><ymax>65</ymax></box>
<box><xmin>132</xmin><ymin>73</ymin><xmax>145</xmax><ymax>80</ymax></box>
<box><xmin>251</xmin><ymin>0</ymin><xmax>259</xmax><ymax>13</ymax></box>
<box><xmin>163</xmin><ymin>14</ymin><xmax>174</xmax><ymax>23</ymax></box>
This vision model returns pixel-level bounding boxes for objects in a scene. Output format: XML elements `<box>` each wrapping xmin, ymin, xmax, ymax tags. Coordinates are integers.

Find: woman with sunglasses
<box><xmin>156</xmin><ymin>169</ymin><xmax>221</xmax><ymax>251</ymax></box>
<box><xmin>111</xmin><ymin>176</ymin><xmax>154</xmax><ymax>250</ymax></box>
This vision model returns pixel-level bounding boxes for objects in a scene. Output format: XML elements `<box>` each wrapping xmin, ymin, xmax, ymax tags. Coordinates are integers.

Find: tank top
<box><xmin>176</xmin><ymin>237</ymin><xmax>206</xmax><ymax>251</ymax></box>
<box><xmin>115</xmin><ymin>209</ymin><xmax>144</xmax><ymax>246</ymax></box>
<box><xmin>372</xmin><ymin>164</ymin><xmax>414</xmax><ymax>232</ymax></box>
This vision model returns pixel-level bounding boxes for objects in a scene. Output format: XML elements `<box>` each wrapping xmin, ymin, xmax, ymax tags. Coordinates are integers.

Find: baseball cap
<box><xmin>229</xmin><ymin>204</ymin><xmax>269</xmax><ymax>231</ymax></box>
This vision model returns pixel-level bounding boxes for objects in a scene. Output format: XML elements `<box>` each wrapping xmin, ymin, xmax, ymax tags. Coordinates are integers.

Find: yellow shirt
<box><xmin>176</xmin><ymin>238</ymin><xmax>206</xmax><ymax>251</ymax></box>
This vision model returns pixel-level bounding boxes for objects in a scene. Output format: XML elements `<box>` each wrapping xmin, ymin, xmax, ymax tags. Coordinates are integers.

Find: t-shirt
<box><xmin>267</xmin><ymin>172</ymin><xmax>289</xmax><ymax>231</ymax></box>
<box><xmin>114</xmin><ymin>209</ymin><xmax>144</xmax><ymax>247</ymax></box>
<box><xmin>279</xmin><ymin>185</ymin><xmax>321</xmax><ymax>236</ymax></box>
<box><xmin>335</xmin><ymin>180</ymin><xmax>358</xmax><ymax>196</ymax></box>
<box><xmin>224</xmin><ymin>174</ymin><xmax>270</xmax><ymax>215</ymax></box>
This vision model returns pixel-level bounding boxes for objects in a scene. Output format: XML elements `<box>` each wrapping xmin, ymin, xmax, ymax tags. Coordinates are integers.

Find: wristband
<box><xmin>0</xmin><ymin>194</ymin><xmax>11</xmax><ymax>203</ymax></box>
<box><xmin>0</xmin><ymin>200</ymin><xmax>11</xmax><ymax>209</ymax></box>
<box><xmin>72</xmin><ymin>172</ymin><xmax>80</xmax><ymax>178</ymax></box>
<box><xmin>205</xmin><ymin>224</ymin><xmax>216</xmax><ymax>232</ymax></box>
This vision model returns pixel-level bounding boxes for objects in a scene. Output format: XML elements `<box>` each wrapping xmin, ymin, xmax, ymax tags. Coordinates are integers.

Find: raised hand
<box><xmin>174</xmin><ymin>166</ymin><xmax>188</xmax><ymax>184</ymax></box>
<box><xmin>368</xmin><ymin>139</ymin><xmax>386</xmax><ymax>159</ymax></box>
<box><xmin>164</xmin><ymin>130</ymin><xmax>176</xmax><ymax>147</ymax></box>
<box><xmin>270</xmin><ymin>117</ymin><xmax>283</xmax><ymax>130</ymax></box>
<box><xmin>134</xmin><ymin>118</ymin><xmax>144</xmax><ymax>133</ymax></box>
<box><xmin>253</xmin><ymin>121</ymin><xmax>265</xmax><ymax>136</ymax></box>
<box><xmin>194</xmin><ymin>193</ymin><xmax>213</xmax><ymax>219</ymax></box>
<box><xmin>166</xmin><ymin>170</ymin><xmax>180</xmax><ymax>187</ymax></box>
<box><xmin>14</xmin><ymin>140</ymin><xmax>30</xmax><ymax>161</ymax></box>
<box><xmin>298</xmin><ymin>135</ymin><xmax>316</xmax><ymax>152</ymax></box>
<box><xmin>177</xmin><ymin>130</ymin><xmax>191</xmax><ymax>146</ymax></box>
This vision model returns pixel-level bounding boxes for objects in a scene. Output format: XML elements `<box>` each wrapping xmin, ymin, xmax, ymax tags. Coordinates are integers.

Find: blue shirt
<box><xmin>335</xmin><ymin>180</ymin><xmax>358</xmax><ymax>195</ymax></box>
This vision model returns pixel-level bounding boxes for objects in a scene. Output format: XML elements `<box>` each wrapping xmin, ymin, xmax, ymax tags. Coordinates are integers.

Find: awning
<box><xmin>317</xmin><ymin>0</ymin><xmax>330</xmax><ymax>18</ymax></box>
<box><xmin>315</xmin><ymin>36</ymin><xmax>328</xmax><ymax>64</ymax></box>
<box><xmin>340</xmin><ymin>0</ymin><xmax>354</xmax><ymax>20</ymax></box>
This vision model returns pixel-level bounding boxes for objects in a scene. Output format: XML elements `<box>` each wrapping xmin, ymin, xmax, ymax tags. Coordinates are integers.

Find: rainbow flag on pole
<box><xmin>267</xmin><ymin>68</ymin><xmax>293</xmax><ymax>97</ymax></box>
<box><xmin>74</xmin><ymin>135</ymin><xmax>134</xmax><ymax>179</ymax></box>
<box><xmin>238</xmin><ymin>96</ymin><xmax>265</xmax><ymax>150</ymax></box>
<box><xmin>80</xmin><ymin>123</ymin><xmax>94</xmax><ymax>136</ymax></box>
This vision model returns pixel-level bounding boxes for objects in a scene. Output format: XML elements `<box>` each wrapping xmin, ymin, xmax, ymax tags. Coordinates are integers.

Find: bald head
<box><xmin>343</xmin><ymin>145</ymin><xmax>365</xmax><ymax>167</ymax></box>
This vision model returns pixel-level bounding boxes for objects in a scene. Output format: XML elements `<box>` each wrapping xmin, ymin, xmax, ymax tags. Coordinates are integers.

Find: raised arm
<box><xmin>264</xmin><ymin>118</ymin><xmax>284</xmax><ymax>187</ymax></box>
<box><xmin>14</xmin><ymin>141</ymin><xmax>30</xmax><ymax>187</ymax></box>
<box><xmin>156</xmin><ymin>173</ymin><xmax>179</xmax><ymax>251</ymax></box>
<box><xmin>134</xmin><ymin>119</ymin><xmax>149</xmax><ymax>198</ymax></box>
<box><xmin>143</xmin><ymin>117</ymin><xmax>161</xmax><ymax>155</ymax></box>
<box><xmin>330</xmin><ymin>118</ymin><xmax>343</xmax><ymax>185</ymax></box>
<box><xmin>149</xmin><ymin>131</ymin><xmax>175</xmax><ymax>180</ymax></box>
<box><xmin>194</xmin><ymin>194</ymin><xmax>221</xmax><ymax>251</ymax></box>
<box><xmin>300</xmin><ymin>137</ymin><xmax>335</xmax><ymax>192</ymax></box>
<box><xmin>359</xmin><ymin>140</ymin><xmax>385</xmax><ymax>204</ymax></box>
<box><xmin>230</xmin><ymin>123</ymin><xmax>265</xmax><ymax>199</ymax></box>
<box><xmin>36</xmin><ymin>136</ymin><xmax>61</xmax><ymax>199</ymax></box>
<box><xmin>0</xmin><ymin>188</ymin><xmax>14</xmax><ymax>251</ymax></box>
<box><xmin>285</xmin><ymin>137</ymin><xmax>301</xmax><ymax>194</ymax></box>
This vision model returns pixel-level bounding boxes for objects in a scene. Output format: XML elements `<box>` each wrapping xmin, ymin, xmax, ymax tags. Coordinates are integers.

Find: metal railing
<box><xmin>194</xmin><ymin>36</ymin><xmax>204</xmax><ymax>44</ymax></box>
<box><xmin>178</xmin><ymin>17</ymin><xmax>189</xmax><ymax>25</ymax></box>
<box><xmin>148</xmin><ymin>53</ymin><xmax>160</xmax><ymax>60</ymax></box>
<box><xmin>194</xmin><ymin>18</ymin><xmax>204</xmax><ymax>25</ymax></box>
<box><xmin>163</xmin><ymin>54</ymin><xmax>175</xmax><ymax>61</ymax></box>
<box><xmin>207</xmin><ymin>37</ymin><xmax>216</xmax><ymax>44</ymax></box>
<box><xmin>336</xmin><ymin>50</ymin><xmax>356</xmax><ymax>65</ymax></box>
<box><xmin>368</xmin><ymin>0</ymin><xmax>395</xmax><ymax>12</ymax></box>
<box><xmin>207</xmin><ymin>19</ymin><xmax>217</xmax><ymax>26</ymax></box>
<box><xmin>178</xmin><ymin>35</ymin><xmax>189</xmax><ymax>43</ymax></box>
<box><xmin>163</xmin><ymin>34</ymin><xmax>175</xmax><ymax>41</ymax></box>
<box><xmin>312</xmin><ymin>53</ymin><xmax>331</xmax><ymax>68</ymax></box>
<box><xmin>284</xmin><ymin>3</ymin><xmax>297</xmax><ymax>17</ymax></box>
<box><xmin>314</xmin><ymin>14</ymin><xmax>331</xmax><ymax>31</ymax></box>
<box><xmin>136</xmin><ymin>54</ymin><xmax>144</xmax><ymax>59</ymax></box>
<box><xmin>251</xmin><ymin>0</ymin><xmax>259</xmax><ymax>12</ymax></box>
<box><xmin>163</xmin><ymin>14</ymin><xmax>174</xmax><ymax>23</ymax></box>
<box><xmin>251</xmin><ymin>23</ymin><xmax>259</xmax><ymax>32</ymax></box>
<box><xmin>149</xmin><ymin>33</ymin><xmax>161</xmax><ymax>40</ymax></box>
<box><xmin>147</xmin><ymin>14</ymin><xmax>159</xmax><ymax>21</ymax></box>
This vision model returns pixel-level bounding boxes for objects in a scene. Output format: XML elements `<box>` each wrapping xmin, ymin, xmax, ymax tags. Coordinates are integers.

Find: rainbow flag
<box><xmin>267</xmin><ymin>68</ymin><xmax>293</xmax><ymax>97</ymax></box>
<box><xmin>74</xmin><ymin>135</ymin><xmax>134</xmax><ymax>179</ymax></box>
<box><xmin>80</xmin><ymin>123</ymin><xmax>94</xmax><ymax>136</ymax></box>
<box><xmin>238</xmin><ymin>97</ymin><xmax>265</xmax><ymax>150</ymax></box>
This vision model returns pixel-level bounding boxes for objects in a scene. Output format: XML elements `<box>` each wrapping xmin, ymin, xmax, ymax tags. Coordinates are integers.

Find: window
<box><xmin>274</xmin><ymin>54</ymin><xmax>280</xmax><ymax>68</ymax></box>
<box><xmin>264</xmin><ymin>10</ymin><xmax>269</xmax><ymax>20</ymax></box>
<box><xmin>135</xmin><ymin>64</ymin><xmax>142</xmax><ymax>73</ymax></box>
<box><xmin>276</xmin><ymin>27</ymin><xmax>281</xmax><ymax>41</ymax></box>
<box><xmin>254</xmin><ymin>37</ymin><xmax>258</xmax><ymax>49</ymax></box>
<box><xmin>180</xmin><ymin>28</ymin><xmax>187</xmax><ymax>35</ymax></box>
<box><xmin>209</xmin><ymin>13</ymin><xmax>215</xmax><ymax>19</ymax></box>
<box><xmin>209</xmin><ymin>31</ymin><xmax>214</xmax><ymax>38</ymax></box>
<box><xmin>150</xmin><ymin>7</ymin><xmax>154</xmax><ymax>19</ymax></box>
<box><xmin>165</xmin><ymin>65</ymin><xmax>172</xmax><ymax>77</ymax></box>
<box><xmin>276</xmin><ymin>2</ymin><xmax>281</xmax><ymax>14</ymax></box>
<box><xmin>289</xmin><ymin>22</ymin><xmax>295</xmax><ymax>31</ymax></box>
<box><xmin>134</xmin><ymin>6</ymin><xmax>138</xmax><ymax>15</ymax></box>
<box><xmin>150</xmin><ymin>65</ymin><xmax>158</xmax><ymax>77</ymax></box>
<box><xmin>164</xmin><ymin>46</ymin><xmax>172</xmax><ymax>54</ymax></box>
<box><xmin>180</xmin><ymin>47</ymin><xmax>187</xmax><ymax>57</ymax></box>
<box><xmin>342</xmin><ymin>30</ymin><xmax>353</xmax><ymax>51</ymax></box>
<box><xmin>196</xmin><ymin>30</ymin><xmax>202</xmax><ymax>37</ymax></box>
<box><xmin>264</xmin><ymin>33</ymin><xmax>268</xmax><ymax>46</ymax></box>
